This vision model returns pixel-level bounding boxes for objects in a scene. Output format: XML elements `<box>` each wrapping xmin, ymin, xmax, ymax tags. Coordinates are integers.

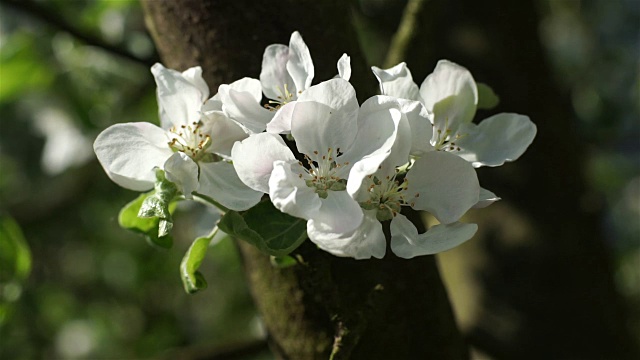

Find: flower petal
<box><xmin>344</xmin><ymin>96</ymin><xmax>407</xmax><ymax>195</ymax></box>
<box><xmin>406</xmin><ymin>151</ymin><xmax>479</xmax><ymax>224</ymax></box>
<box><xmin>456</xmin><ymin>113</ymin><xmax>537</xmax><ymax>167</ymax></box>
<box><xmin>390</xmin><ymin>215</ymin><xmax>478</xmax><ymax>259</ymax></box>
<box><xmin>266</xmin><ymin>101</ymin><xmax>296</xmax><ymax>134</ymax></box>
<box><xmin>307</xmin><ymin>210</ymin><xmax>386</xmax><ymax>259</ymax></box>
<box><xmin>164</xmin><ymin>152</ymin><xmax>199</xmax><ymax>198</ymax></box>
<box><xmin>291</xmin><ymin>79</ymin><xmax>359</xmax><ymax>158</ymax></box>
<box><xmin>200</xmin><ymin>110</ymin><xmax>248</xmax><ymax>157</ymax></box>
<box><xmin>337</xmin><ymin>53</ymin><xmax>351</xmax><ymax>81</ymax></box>
<box><xmin>260</xmin><ymin>44</ymin><xmax>296</xmax><ymax>100</ymax></box>
<box><xmin>286</xmin><ymin>31</ymin><xmax>314</xmax><ymax>94</ymax></box>
<box><xmin>152</xmin><ymin>63</ymin><xmax>206</xmax><ymax>128</ymax></box>
<box><xmin>474</xmin><ymin>187</ymin><xmax>500</xmax><ymax>208</ymax></box>
<box><xmin>202</xmin><ymin>96</ymin><xmax>223</xmax><ymax>113</ymax></box>
<box><xmin>231</xmin><ymin>133</ymin><xmax>295</xmax><ymax>193</ymax></box>
<box><xmin>93</xmin><ymin>122</ymin><xmax>172</xmax><ymax>191</ymax></box>
<box><xmin>419</xmin><ymin>60</ymin><xmax>478</xmax><ymax>133</ymax></box>
<box><xmin>226</xmin><ymin>77</ymin><xmax>264</xmax><ymax>103</ymax></box>
<box><xmin>269</xmin><ymin>160</ymin><xmax>322</xmax><ymax>220</ymax></box>
<box><xmin>397</xmin><ymin>99</ymin><xmax>434</xmax><ymax>156</ymax></box>
<box><xmin>218</xmin><ymin>83</ymin><xmax>273</xmax><ymax>134</ymax></box>
<box><xmin>198</xmin><ymin>161</ymin><xmax>263</xmax><ymax>211</ymax></box>
<box><xmin>308</xmin><ymin>190</ymin><xmax>363</xmax><ymax>235</ymax></box>
<box><xmin>180</xmin><ymin>66</ymin><xmax>210</xmax><ymax>100</ymax></box>
<box><xmin>371</xmin><ymin>62</ymin><xmax>421</xmax><ymax>101</ymax></box>
<box><xmin>291</xmin><ymin>100</ymin><xmax>357</xmax><ymax>161</ymax></box>
<box><xmin>296</xmin><ymin>78</ymin><xmax>359</xmax><ymax>120</ymax></box>
<box><xmin>346</xmin><ymin>96</ymin><xmax>406</xmax><ymax>161</ymax></box>
<box><xmin>380</xmin><ymin>101</ymin><xmax>413</xmax><ymax>175</ymax></box>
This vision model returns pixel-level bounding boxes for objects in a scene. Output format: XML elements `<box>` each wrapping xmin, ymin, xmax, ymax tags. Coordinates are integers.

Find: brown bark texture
<box><xmin>141</xmin><ymin>1</ymin><xmax>468</xmax><ymax>359</ymax></box>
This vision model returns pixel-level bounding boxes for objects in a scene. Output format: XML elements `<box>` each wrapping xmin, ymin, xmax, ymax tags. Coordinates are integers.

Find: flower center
<box><xmin>360</xmin><ymin>173</ymin><xmax>418</xmax><ymax>221</ymax></box>
<box><xmin>298</xmin><ymin>147</ymin><xmax>349</xmax><ymax>199</ymax></box>
<box><xmin>264</xmin><ymin>83</ymin><xmax>301</xmax><ymax>111</ymax></box>
<box><xmin>167</xmin><ymin>121</ymin><xmax>214</xmax><ymax>161</ymax></box>
<box><xmin>432</xmin><ymin>117</ymin><xmax>466</xmax><ymax>152</ymax></box>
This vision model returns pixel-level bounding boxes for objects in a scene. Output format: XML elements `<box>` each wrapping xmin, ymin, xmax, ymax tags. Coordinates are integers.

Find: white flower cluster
<box><xmin>94</xmin><ymin>31</ymin><xmax>536</xmax><ymax>259</ymax></box>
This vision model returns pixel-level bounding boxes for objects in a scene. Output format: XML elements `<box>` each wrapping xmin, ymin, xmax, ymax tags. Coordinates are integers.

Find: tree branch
<box><xmin>384</xmin><ymin>0</ymin><xmax>428</xmax><ymax>67</ymax></box>
<box><xmin>1</xmin><ymin>0</ymin><xmax>158</xmax><ymax>67</ymax></box>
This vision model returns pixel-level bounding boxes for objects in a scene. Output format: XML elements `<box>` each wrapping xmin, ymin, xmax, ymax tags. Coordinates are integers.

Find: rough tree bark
<box><xmin>141</xmin><ymin>1</ymin><xmax>468</xmax><ymax>359</ymax></box>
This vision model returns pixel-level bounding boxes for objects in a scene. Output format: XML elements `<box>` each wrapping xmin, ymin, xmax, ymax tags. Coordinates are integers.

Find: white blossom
<box><xmin>93</xmin><ymin>63</ymin><xmax>262</xmax><ymax>211</ymax></box>
<box><xmin>309</xmin><ymin>96</ymin><xmax>481</xmax><ymax>259</ymax></box>
<box><xmin>232</xmin><ymin>79</ymin><xmax>403</xmax><ymax>256</ymax></box>
<box><xmin>372</xmin><ymin>60</ymin><xmax>537</xmax><ymax>168</ymax></box>
<box><xmin>264</xmin><ymin>33</ymin><xmax>352</xmax><ymax>134</ymax></box>
<box><xmin>213</xmin><ymin>31</ymin><xmax>352</xmax><ymax>135</ymax></box>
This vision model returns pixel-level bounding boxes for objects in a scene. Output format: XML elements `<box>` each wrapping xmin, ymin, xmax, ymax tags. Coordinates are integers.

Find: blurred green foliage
<box><xmin>0</xmin><ymin>0</ymin><xmax>637</xmax><ymax>358</ymax></box>
<box><xmin>0</xmin><ymin>215</ymin><xmax>32</xmax><ymax>327</ymax></box>
<box><xmin>537</xmin><ymin>0</ymin><xmax>640</xmax><ymax>326</ymax></box>
<box><xmin>0</xmin><ymin>1</ymin><xmax>265</xmax><ymax>358</ymax></box>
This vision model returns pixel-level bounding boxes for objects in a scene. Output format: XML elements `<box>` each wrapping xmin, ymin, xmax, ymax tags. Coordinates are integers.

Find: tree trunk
<box><xmin>395</xmin><ymin>0</ymin><xmax>639</xmax><ymax>358</ymax></box>
<box><xmin>141</xmin><ymin>1</ymin><xmax>468</xmax><ymax>359</ymax></box>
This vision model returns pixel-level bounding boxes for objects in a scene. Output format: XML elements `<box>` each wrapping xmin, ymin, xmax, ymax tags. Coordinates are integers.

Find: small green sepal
<box><xmin>270</xmin><ymin>255</ymin><xmax>298</xmax><ymax>268</ymax></box>
<box><xmin>477</xmin><ymin>82</ymin><xmax>500</xmax><ymax>110</ymax></box>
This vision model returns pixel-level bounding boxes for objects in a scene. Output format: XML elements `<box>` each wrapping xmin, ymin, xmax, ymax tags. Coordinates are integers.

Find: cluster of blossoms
<box><xmin>94</xmin><ymin>31</ymin><xmax>536</xmax><ymax>260</ymax></box>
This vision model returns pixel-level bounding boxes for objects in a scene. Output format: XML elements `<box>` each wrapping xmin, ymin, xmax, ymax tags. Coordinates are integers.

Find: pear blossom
<box><xmin>93</xmin><ymin>63</ymin><xmax>262</xmax><ymax>211</ymax></box>
<box><xmin>372</xmin><ymin>60</ymin><xmax>537</xmax><ymax>168</ymax></box>
<box><xmin>232</xmin><ymin>79</ymin><xmax>404</xmax><ymax>255</ymax></box>
<box><xmin>309</xmin><ymin>96</ymin><xmax>481</xmax><ymax>259</ymax></box>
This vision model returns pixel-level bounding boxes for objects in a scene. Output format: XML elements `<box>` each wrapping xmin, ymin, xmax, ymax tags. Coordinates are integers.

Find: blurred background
<box><xmin>0</xmin><ymin>0</ymin><xmax>637</xmax><ymax>359</ymax></box>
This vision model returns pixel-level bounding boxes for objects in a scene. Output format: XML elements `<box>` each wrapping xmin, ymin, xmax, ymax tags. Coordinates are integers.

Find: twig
<box><xmin>1</xmin><ymin>0</ymin><xmax>158</xmax><ymax>67</ymax></box>
<box><xmin>384</xmin><ymin>0</ymin><xmax>428</xmax><ymax>68</ymax></box>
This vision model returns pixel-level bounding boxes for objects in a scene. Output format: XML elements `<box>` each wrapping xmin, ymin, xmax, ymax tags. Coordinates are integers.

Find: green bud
<box><xmin>316</xmin><ymin>189</ymin><xmax>328</xmax><ymax>199</ymax></box>
<box><xmin>360</xmin><ymin>201</ymin><xmax>378</xmax><ymax>210</ymax></box>
<box><xmin>386</xmin><ymin>201</ymin><xmax>401</xmax><ymax>214</ymax></box>
<box><xmin>138</xmin><ymin>196</ymin><xmax>168</xmax><ymax>219</ymax></box>
<box><xmin>138</xmin><ymin>169</ymin><xmax>179</xmax><ymax>238</ymax></box>
<box><xmin>197</xmin><ymin>153</ymin><xmax>222</xmax><ymax>163</ymax></box>
<box><xmin>376</xmin><ymin>206</ymin><xmax>394</xmax><ymax>222</ymax></box>
<box><xmin>329</xmin><ymin>179</ymin><xmax>347</xmax><ymax>191</ymax></box>
<box><xmin>270</xmin><ymin>255</ymin><xmax>297</xmax><ymax>269</ymax></box>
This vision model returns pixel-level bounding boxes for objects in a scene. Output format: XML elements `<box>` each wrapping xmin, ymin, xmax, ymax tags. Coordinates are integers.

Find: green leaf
<box><xmin>0</xmin><ymin>216</ymin><xmax>31</xmax><ymax>284</ymax></box>
<box><xmin>270</xmin><ymin>255</ymin><xmax>298</xmax><ymax>269</ymax></box>
<box><xmin>477</xmin><ymin>82</ymin><xmax>500</xmax><ymax>110</ymax></box>
<box><xmin>218</xmin><ymin>201</ymin><xmax>307</xmax><ymax>256</ymax></box>
<box><xmin>119</xmin><ymin>192</ymin><xmax>157</xmax><ymax>233</ymax></box>
<box><xmin>118</xmin><ymin>192</ymin><xmax>176</xmax><ymax>249</ymax></box>
<box><xmin>138</xmin><ymin>170</ymin><xmax>178</xmax><ymax>238</ymax></box>
<box><xmin>180</xmin><ymin>236</ymin><xmax>212</xmax><ymax>294</ymax></box>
